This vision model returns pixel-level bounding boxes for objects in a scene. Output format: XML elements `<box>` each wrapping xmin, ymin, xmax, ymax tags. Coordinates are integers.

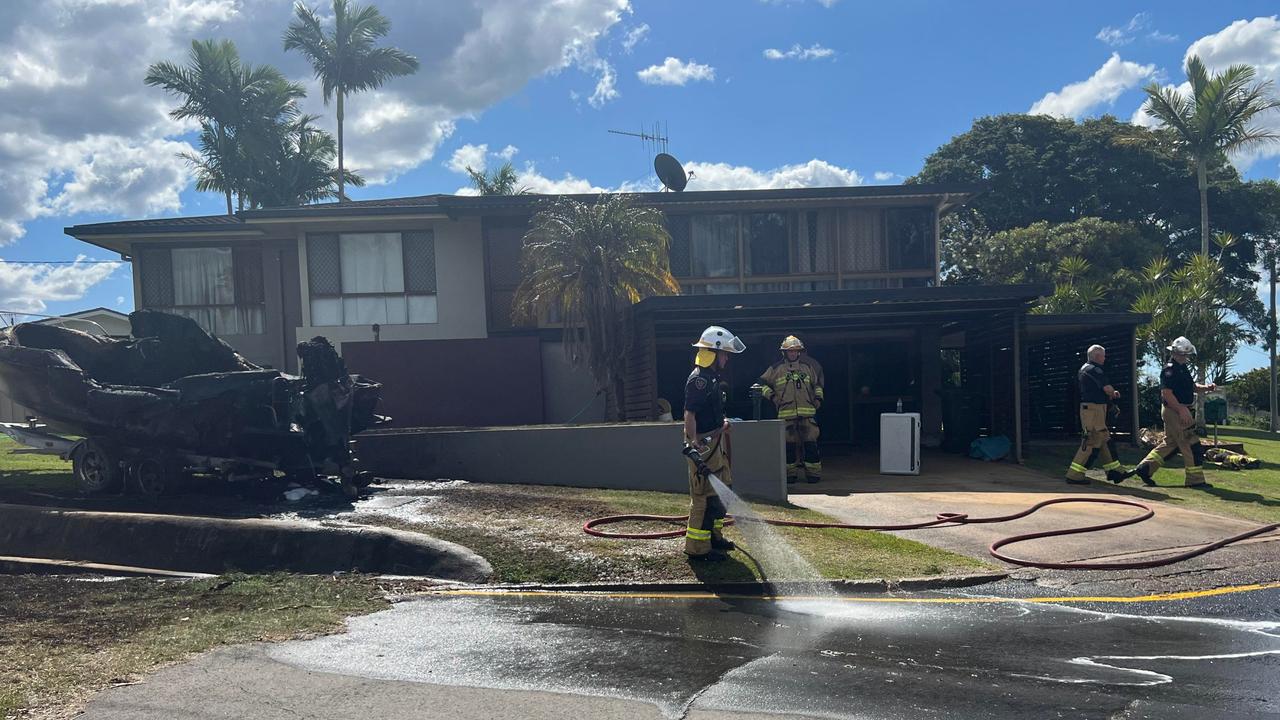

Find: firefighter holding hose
<box><xmin>683</xmin><ymin>325</ymin><xmax>745</xmax><ymax>561</ymax></box>
<box><xmin>759</xmin><ymin>335</ymin><xmax>824</xmax><ymax>483</ymax></box>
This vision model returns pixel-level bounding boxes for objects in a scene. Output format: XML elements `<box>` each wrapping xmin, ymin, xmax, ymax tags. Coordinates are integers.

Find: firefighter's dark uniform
<box><xmin>1065</xmin><ymin>361</ymin><xmax>1123</xmax><ymax>483</ymax></box>
<box><xmin>683</xmin><ymin>365</ymin><xmax>732</xmax><ymax>556</ymax></box>
<box><xmin>1134</xmin><ymin>361</ymin><xmax>1207</xmax><ymax>486</ymax></box>
<box><xmin>759</xmin><ymin>357</ymin><xmax>823</xmax><ymax>482</ymax></box>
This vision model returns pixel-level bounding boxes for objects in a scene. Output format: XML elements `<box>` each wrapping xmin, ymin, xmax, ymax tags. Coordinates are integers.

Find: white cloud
<box><xmin>684</xmin><ymin>159</ymin><xmax>862</xmax><ymax>190</ymax></box>
<box><xmin>447</xmin><ymin>156</ymin><xmax>862</xmax><ymax>194</ymax></box>
<box><xmin>621</xmin><ymin>23</ymin><xmax>649</xmax><ymax>53</ymax></box>
<box><xmin>873</xmin><ymin>171</ymin><xmax>898</xmax><ymax>182</ymax></box>
<box><xmin>637</xmin><ymin>57</ymin><xmax>716</xmax><ymax>85</ymax></box>
<box><xmin>1029</xmin><ymin>53</ymin><xmax>1156</xmax><ymax>118</ymax></box>
<box><xmin>496</xmin><ymin>144</ymin><xmax>520</xmax><ymax>161</ymax></box>
<box><xmin>1148</xmin><ymin>30</ymin><xmax>1180</xmax><ymax>43</ymax></box>
<box><xmin>0</xmin><ymin>0</ymin><xmax>632</xmax><ymax>242</ymax></box>
<box><xmin>1130</xmin><ymin>17</ymin><xmax>1280</xmax><ymax>170</ymax></box>
<box><xmin>0</xmin><ymin>258</ymin><xmax>120</xmax><ymax>314</ymax></box>
<box><xmin>446</xmin><ymin>143</ymin><xmax>489</xmax><ymax>174</ymax></box>
<box><xmin>763</xmin><ymin>43</ymin><xmax>835</xmax><ymax>61</ymax></box>
<box><xmin>116</xmin><ymin>296</ymin><xmax>125</xmax><ymax>306</ymax></box>
<box><xmin>1097</xmin><ymin>13</ymin><xmax>1149</xmax><ymax>47</ymax></box>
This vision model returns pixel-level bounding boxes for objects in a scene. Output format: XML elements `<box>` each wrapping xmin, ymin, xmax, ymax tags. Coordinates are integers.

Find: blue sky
<box><xmin>3</xmin><ymin>1</ymin><xmax>1280</xmax><ymax>368</ymax></box>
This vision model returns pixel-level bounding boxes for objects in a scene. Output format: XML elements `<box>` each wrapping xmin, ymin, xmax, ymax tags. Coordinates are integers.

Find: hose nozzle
<box><xmin>682</xmin><ymin>443</ymin><xmax>713</xmax><ymax>478</ymax></box>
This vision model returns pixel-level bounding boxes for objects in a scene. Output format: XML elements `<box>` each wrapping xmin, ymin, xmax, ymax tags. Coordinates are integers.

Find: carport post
<box><xmin>1013</xmin><ymin>312</ymin><xmax>1023</xmax><ymax>464</ymax></box>
<box><xmin>1130</xmin><ymin>325</ymin><xmax>1140</xmax><ymax>445</ymax></box>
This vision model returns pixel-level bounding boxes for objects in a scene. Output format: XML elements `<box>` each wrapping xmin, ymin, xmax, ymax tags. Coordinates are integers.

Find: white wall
<box><xmin>295</xmin><ymin>216</ymin><xmax>489</xmax><ymax>351</ymax></box>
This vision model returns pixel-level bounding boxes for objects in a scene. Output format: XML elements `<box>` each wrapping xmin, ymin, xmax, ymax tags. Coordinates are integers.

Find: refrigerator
<box><xmin>879</xmin><ymin>412</ymin><xmax>921</xmax><ymax>475</ymax></box>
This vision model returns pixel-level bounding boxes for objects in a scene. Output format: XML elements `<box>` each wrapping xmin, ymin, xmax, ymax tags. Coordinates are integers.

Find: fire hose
<box><xmin>581</xmin><ymin>446</ymin><xmax>1280</xmax><ymax>571</ymax></box>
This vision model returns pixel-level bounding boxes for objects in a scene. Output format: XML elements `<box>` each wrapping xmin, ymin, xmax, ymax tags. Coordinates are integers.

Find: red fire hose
<box><xmin>583</xmin><ymin>496</ymin><xmax>1280</xmax><ymax>570</ymax></box>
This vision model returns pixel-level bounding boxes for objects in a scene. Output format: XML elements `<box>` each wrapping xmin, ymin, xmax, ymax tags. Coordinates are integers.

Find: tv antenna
<box><xmin>608</xmin><ymin>122</ymin><xmax>691</xmax><ymax>192</ymax></box>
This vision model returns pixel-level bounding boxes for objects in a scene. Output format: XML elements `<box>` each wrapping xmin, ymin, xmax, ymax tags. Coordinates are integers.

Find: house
<box><xmin>65</xmin><ymin>185</ymin><xmax>1146</xmax><ymax>461</ymax></box>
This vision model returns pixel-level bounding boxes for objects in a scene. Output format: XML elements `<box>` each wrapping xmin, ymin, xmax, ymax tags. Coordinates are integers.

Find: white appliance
<box><xmin>880</xmin><ymin>412</ymin><xmax>921</xmax><ymax>475</ymax></box>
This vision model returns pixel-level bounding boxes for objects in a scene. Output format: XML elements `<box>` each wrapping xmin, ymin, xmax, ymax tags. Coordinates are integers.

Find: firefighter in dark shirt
<box><xmin>1065</xmin><ymin>344</ymin><xmax>1127</xmax><ymax>485</ymax></box>
<box><xmin>1127</xmin><ymin>336</ymin><xmax>1215</xmax><ymax>488</ymax></box>
<box><xmin>683</xmin><ymin>325</ymin><xmax>746</xmax><ymax>560</ymax></box>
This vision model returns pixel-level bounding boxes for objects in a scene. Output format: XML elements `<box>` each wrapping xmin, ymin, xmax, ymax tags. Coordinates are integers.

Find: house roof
<box><xmin>64</xmin><ymin>183</ymin><xmax>986</xmax><ymax>240</ymax></box>
<box><xmin>43</xmin><ymin>307</ymin><xmax>130</xmax><ymax>321</ymax></box>
<box><xmin>634</xmin><ymin>284</ymin><xmax>1053</xmax><ymax>337</ymax></box>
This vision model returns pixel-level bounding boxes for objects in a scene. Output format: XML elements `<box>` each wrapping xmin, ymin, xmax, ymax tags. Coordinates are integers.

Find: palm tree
<box><xmin>283</xmin><ymin>0</ymin><xmax>419</xmax><ymax>202</ymax></box>
<box><xmin>147</xmin><ymin>40</ymin><xmax>304</xmax><ymax>214</ymax></box>
<box><xmin>466</xmin><ymin>162</ymin><xmax>529</xmax><ymax>195</ymax></box>
<box><xmin>243</xmin><ymin>115</ymin><xmax>365</xmax><ymax>207</ymax></box>
<box><xmin>1142</xmin><ymin>56</ymin><xmax>1280</xmax><ymax>256</ymax></box>
<box><xmin>512</xmin><ymin>195</ymin><xmax>681</xmax><ymax>419</ymax></box>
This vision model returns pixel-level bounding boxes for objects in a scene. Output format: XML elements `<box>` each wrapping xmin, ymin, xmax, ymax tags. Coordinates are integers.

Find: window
<box><xmin>138</xmin><ymin>246</ymin><xmax>265</xmax><ymax>335</ymax></box>
<box><xmin>691</xmin><ymin>214</ymin><xmax>738</xmax><ymax>278</ymax></box>
<box><xmin>665</xmin><ymin>215</ymin><xmax>692</xmax><ymax>278</ymax></box>
<box><xmin>887</xmin><ymin>208</ymin><xmax>935</xmax><ymax>270</ymax></box>
<box><xmin>840</xmin><ymin>209</ymin><xmax>885</xmax><ymax>272</ymax></box>
<box><xmin>745</xmin><ymin>212</ymin><xmax>789</xmax><ymax>276</ymax></box>
<box><xmin>307</xmin><ymin>231</ymin><xmax>437</xmax><ymax>326</ymax></box>
<box><xmin>795</xmin><ymin>210</ymin><xmax>836</xmax><ymax>273</ymax></box>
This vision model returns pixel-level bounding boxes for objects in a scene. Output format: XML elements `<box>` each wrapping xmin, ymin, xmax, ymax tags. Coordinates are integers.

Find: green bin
<box><xmin>1203</xmin><ymin>396</ymin><xmax>1228</xmax><ymax>425</ymax></box>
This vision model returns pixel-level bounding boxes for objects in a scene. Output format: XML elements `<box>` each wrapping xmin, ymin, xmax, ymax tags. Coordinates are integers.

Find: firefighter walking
<box><xmin>1065</xmin><ymin>344</ymin><xmax>1128</xmax><ymax>485</ymax></box>
<box><xmin>1124</xmin><ymin>336</ymin><xmax>1216</xmax><ymax>489</ymax></box>
<box><xmin>682</xmin><ymin>325</ymin><xmax>746</xmax><ymax>561</ymax></box>
<box><xmin>759</xmin><ymin>335</ymin><xmax>824</xmax><ymax>484</ymax></box>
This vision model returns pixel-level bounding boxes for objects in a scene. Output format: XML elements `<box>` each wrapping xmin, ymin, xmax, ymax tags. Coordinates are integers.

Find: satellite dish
<box><xmin>654</xmin><ymin>153</ymin><xmax>688</xmax><ymax>192</ymax></box>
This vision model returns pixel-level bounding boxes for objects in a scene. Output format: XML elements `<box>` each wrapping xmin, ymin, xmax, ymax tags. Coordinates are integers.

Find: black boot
<box><xmin>1106</xmin><ymin>469</ymin><xmax>1128</xmax><ymax>484</ymax></box>
<box><xmin>1134</xmin><ymin>465</ymin><xmax>1157</xmax><ymax>487</ymax></box>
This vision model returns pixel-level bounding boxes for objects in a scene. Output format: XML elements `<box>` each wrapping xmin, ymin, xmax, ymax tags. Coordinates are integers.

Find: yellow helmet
<box><xmin>779</xmin><ymin>335</ymin><xmax>805</xmax><ymax>351</ymax></box>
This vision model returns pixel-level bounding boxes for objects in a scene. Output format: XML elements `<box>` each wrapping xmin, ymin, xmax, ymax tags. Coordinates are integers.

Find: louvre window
<box><xmin>307</xmin><ymin>231</ymin><xmax>439</xmax><ymax>326</ymax></box>
<box><xmin>138</xmin><ymin>246</ymin><xmax>264</xmax><ymax>335</ymax></box>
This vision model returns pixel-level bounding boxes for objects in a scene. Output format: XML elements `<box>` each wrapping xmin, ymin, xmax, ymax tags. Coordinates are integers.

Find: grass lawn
<box><xmin>0</xmin><ymin>437</ymin><xmax>76</xmax><ymax>496</ymax></box>
<box><xmin>1023</xmin><ymin>426</ymin><xmax>1280</xmax><ymax>526</ymax></box>
<box><xmin>0</xmin><ymin>573</ymin><xmax>391</xmax><ymax>720</ymax></box>
<box><xmin>351</xmin><ymin>482</ymin><xmax>993</xmax><ymax>585</ymax></box>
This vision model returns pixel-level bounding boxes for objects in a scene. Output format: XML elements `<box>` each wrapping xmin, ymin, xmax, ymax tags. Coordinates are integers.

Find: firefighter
<box><xmin>683</xmin><ymin>325</ymin><xmax>746</xmax><ymax>561</ymax></box>
<box><xmin>759</xmin><ymin>335</ymin><xmax>824</xmax><ymax>483</ymax></box>
<box><xmin>1065</xmin><ymin>344</ymin><xmax>1128</xmax><ymax>485</ymax></box>
<box><xmin>1124</xmin><ymin>336</ymin><xmax>1215</xmax><ymax>488</ymax></box>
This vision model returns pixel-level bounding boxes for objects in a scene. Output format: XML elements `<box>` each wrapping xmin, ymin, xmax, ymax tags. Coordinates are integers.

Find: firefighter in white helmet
<box><xmin>682</xmin><ymin>325</ymin><xmax>745</xmax><ymax>561</ymax></box>
<box><xmin>1123</xmin><ymin>336</ymin><xmax>1215</xmax><ymax>488</ymax></box>
<box><xmin>758</xmin><ymin>335</ymin><xmax>824</xmax><ymax>483</ymax></box>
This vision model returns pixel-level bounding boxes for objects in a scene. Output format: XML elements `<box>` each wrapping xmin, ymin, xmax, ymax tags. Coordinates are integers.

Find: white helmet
<box><xmin>1168</xmin><ymin>336</ymin><xmax>1197</xmax><ymax>356</ymax></box>
<box><xmin>692</xmin><ymin>326</ymin><xmax>746</xmax><ymax>353</ymax></box>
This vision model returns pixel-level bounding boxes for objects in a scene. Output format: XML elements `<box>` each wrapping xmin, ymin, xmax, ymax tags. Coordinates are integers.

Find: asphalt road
<box><xmin>82</xmin><ymin>583</ymin><xmax>1280</xmax><ymax>720</ymax></box>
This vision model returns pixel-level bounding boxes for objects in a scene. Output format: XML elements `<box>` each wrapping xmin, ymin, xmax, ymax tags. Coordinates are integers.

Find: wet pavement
<box><xmin>81</xmin><ymin>584</ymin><xmax>1280</xmax><ymax>719</ymax></box>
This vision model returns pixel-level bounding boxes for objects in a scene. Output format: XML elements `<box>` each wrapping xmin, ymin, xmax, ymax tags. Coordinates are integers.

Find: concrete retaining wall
<box><xmin>357</xmin><ymin>420</ymin><xmax>788</xmax><ymax>502</ymax></box>
<box><xmin>0</xmin><ymin>503</ymin><xmax>491</xmax><ymax>581</ymax></box>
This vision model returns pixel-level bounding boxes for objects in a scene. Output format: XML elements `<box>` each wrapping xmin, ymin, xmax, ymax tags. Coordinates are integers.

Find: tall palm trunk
<box><xmin>1192</xmin><ymin>159</ymin><xmax>1203</xmax><ymax>254</ymax></box>
<box><xmin>217</xmin><ymin>124</ymin><xmax>233</xmax><ymax>215</ymax></box>
<box><xmin>336</xmin><ymin>90</ymin><xmax>346</xmax><ymax>202</ymax></box>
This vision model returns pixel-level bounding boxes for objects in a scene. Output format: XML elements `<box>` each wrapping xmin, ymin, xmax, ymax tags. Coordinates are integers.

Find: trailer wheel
<box><xmin>134</xmin><ymin>456</ymin><xmax>170</xmax><ymax>497</ymax></box>
<box><xmin>73</xmin><ymin>440</ymin><xmax>121</xmax><ymax>493</ymax></box>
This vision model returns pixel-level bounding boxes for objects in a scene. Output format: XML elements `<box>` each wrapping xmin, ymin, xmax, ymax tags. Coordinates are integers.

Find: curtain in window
<box><xmin>172</xmin><ymin>248</ymin><xmax>234</xmax><ymax>306</ymax></box>
<box><xmin>745</xmin><ymin>213</ymin><xmax>789</xmax><ymax>276</ymax></box>
<box><xmin>340</xmin><ymin>233</ymin><xmax>404</xmax><ymax>293</ymax></box>
<box><xmin>840</xmin><ymin>209</ymin><xmax>885</xmax><ymax>272</ymax></box>
<box><xmin>796</xmin><ymin>210</ymin><xmax>836</xmax><ymax>273</ymax></box>
<box><xmin>691</xmin><ymin>214</ymin><xmax>738</xmax><ymax>278</ymax></box>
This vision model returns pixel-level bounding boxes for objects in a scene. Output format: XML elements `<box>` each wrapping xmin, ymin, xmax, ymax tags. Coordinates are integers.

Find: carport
<box><xmin>624</xmin><ymin>285</ymin><xmax>1147</xmax><ymax>464</ymax></box>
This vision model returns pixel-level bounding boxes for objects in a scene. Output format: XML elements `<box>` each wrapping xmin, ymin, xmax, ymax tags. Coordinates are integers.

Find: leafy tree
<box><xmin>284</xmin><ymin>0</ymin><xmax>419</xmax><ymax>202</ymax></box>
<box><xmin>1226</xmin><ymin>366</ymin><xmax>1271</xmax><ymax>414</ymax></box>
<box><xmin>466</xmin><ymin>163</ymin><xmax>529</xmax><ymax>196</ymax></box>
<box><xmin>512</xmin><ymin>195</ymin><xmax>681</xmax><ymax>420</ymax></box>
<box><xmin>971</xmin><ymin>218</ymin><xmax>1160</xmax><ymax>312</ymax></box>
<box><xmin>241</xmin><ymin>115</ymin><xmax>365</xmax><ymax>207</ymax></box>
<box><xmin>1035</xmin><ymin>257</ymin><xmax>1107</xmax><ymax>315</ymax></box>
<box><xmin>147</xmin><ymin>40</ymin><xmax>303</xmax><ymax>214</ymax></box>
<box><xmin>1142</xmin><ymin>56</ymin><xmax>1280</xmax><ymax>256</ymax></box>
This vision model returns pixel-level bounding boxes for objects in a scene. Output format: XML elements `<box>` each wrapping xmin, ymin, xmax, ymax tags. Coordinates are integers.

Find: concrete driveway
<box><xmin>787</xmin><ymin>451</ymin><xmax>1278</xmax><ymax>571</ymax></box>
